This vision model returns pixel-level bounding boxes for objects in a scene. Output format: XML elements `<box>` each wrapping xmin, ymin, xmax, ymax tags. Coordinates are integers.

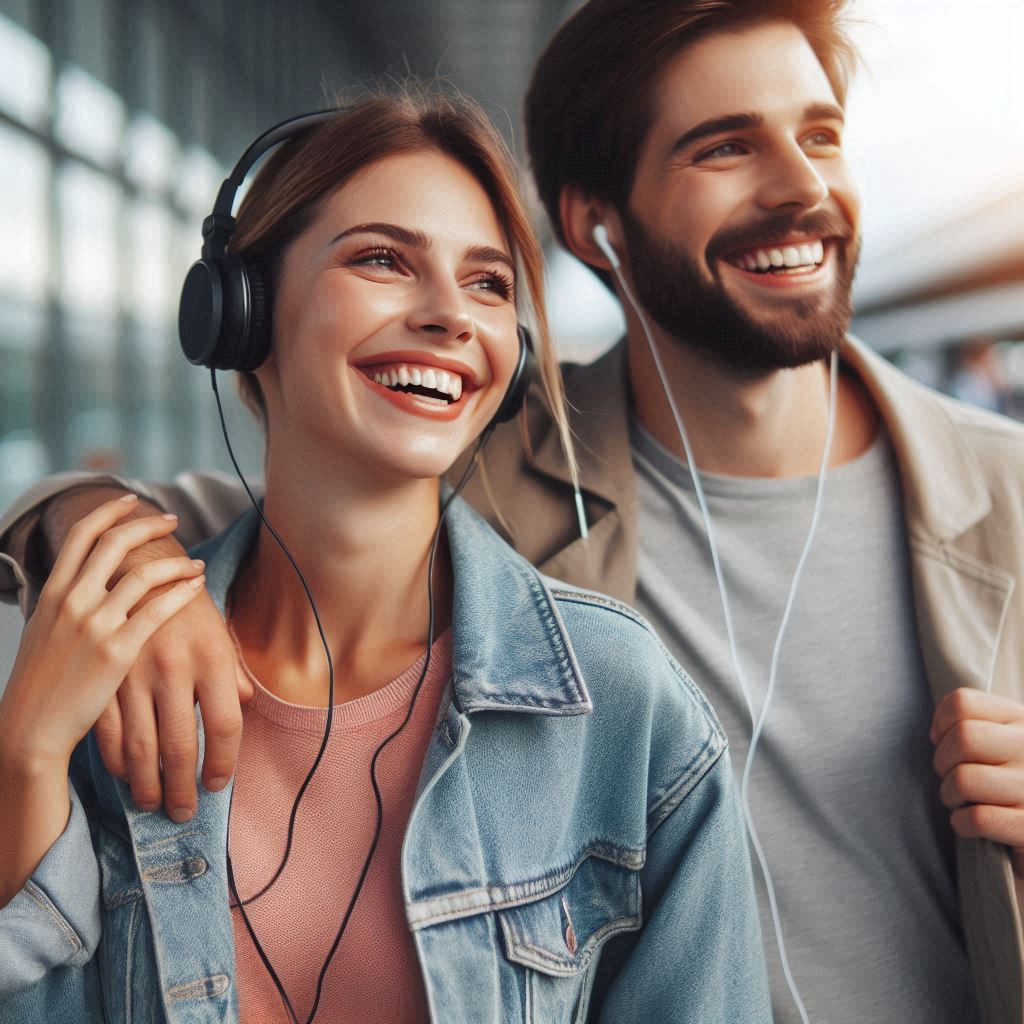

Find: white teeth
<box><xmin>738</xmin><ymin>240</ymin><xmax>826</xmax><ymax>272</ymax></box>
<box><xmin>369</xmin><ymin>363</ymin><xmax>465</xmax><ymax>401</ymax></box>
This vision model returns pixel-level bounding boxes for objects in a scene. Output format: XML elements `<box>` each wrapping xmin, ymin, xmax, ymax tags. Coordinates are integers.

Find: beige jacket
<box><xmin>1</xmin><ymin>335</ymin><xmax>1022</xmax><ymax>1021</ymax></box>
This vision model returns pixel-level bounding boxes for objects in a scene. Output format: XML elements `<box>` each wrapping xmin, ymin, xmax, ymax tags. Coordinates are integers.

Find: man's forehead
<box><xmin>650</xmin><ymin>20</ymin><xmax>840</xmax><ymax>136</ymax></box>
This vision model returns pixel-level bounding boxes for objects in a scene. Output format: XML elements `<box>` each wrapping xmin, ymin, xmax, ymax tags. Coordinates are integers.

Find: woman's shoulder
<box><xmin>542</xmin><ymin>576</ymin><xmax>725</xmax><ymax>744</ymax></box>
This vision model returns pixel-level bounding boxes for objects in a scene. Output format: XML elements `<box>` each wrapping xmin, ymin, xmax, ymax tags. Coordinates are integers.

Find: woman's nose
<box><xmin>406</xmin><ymin>281</ymin><xmax>474</xmax><ymax>343</ymax></box>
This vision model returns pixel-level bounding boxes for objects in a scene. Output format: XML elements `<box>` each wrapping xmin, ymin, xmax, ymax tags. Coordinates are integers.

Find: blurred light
<box><xmin>128</xmin><ymin>198</ymin><xmax>176</xmax><ymax>328</ymax></box>
<box><xmin>545</xmin><ymin>247</ymin><xmax>625</xmax><ymax>363</ymax></box>
<box><xmin>57</xmin><ymin>161</ymin><xmax>121</xmax><ymax>318</ymax></box>
<box><xmin>0</xmin><ymin>124</ymin><xmax>50</xmax><ymax>302</ymax></box>
<box><xmin>0</xmin><ymin>13</ymin><xmax>50</xmax><ymax>128</ymax></box>
<box><xmin>54</xmin><ymin>65</ymin><xmax>124</xmax><ymax>168</ymax></box>
<box><xmin>124</xmin><ymin>112</ymin><xmax>179</xmax><ymax>195</ymax></box>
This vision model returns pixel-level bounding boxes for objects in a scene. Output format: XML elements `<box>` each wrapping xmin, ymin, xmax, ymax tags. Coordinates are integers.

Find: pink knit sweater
<box><xmin>227</xmin><ymin>629</ymin><xmax>453</xmax><ymax>1023</ymax></box>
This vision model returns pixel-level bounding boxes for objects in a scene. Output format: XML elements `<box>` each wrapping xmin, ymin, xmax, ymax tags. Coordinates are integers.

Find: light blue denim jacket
<box><xmin>0</xmin><ymin>497</ymin><xmax>770</xmax><ymax>1022</ymax></box>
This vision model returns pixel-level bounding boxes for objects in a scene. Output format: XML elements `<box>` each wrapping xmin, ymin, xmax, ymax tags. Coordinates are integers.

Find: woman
<box><xmin>0</xmin><ymin>87</ymin><xmax>769</xmax><ymax>1023</ymax></box>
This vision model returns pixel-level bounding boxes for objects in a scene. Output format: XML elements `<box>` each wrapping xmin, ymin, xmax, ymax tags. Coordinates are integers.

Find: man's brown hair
<box><xmin>525</xmin><ymin>0</ymin><xmax>857</xmax><ymax>248</ymax></box>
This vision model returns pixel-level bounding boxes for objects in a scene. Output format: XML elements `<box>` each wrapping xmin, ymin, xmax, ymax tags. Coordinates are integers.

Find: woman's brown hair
<box><xmin>228</xmin><ymin>82</ymin><xmax>577</xmax><ymax>496</ymax></box>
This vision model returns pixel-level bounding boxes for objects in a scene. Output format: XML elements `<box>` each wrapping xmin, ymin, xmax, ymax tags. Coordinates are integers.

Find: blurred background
<box><xmin>1</xmin><ymin>0</ymin><xmax>1022</xmax><ymax>673</ymax></box>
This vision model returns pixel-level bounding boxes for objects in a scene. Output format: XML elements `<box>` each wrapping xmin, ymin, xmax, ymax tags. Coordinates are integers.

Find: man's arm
<box><xmin>0</xmin><ymin>471</ymin><xmax>254</xmax><ymax>817</ymax></box>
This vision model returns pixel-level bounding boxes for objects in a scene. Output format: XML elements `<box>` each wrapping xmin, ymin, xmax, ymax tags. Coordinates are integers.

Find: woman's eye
<box><xmin>470</xmin><ymin>273</ymin><xmax>514</xmax><ymax>299</ymax></box>
<box><xmin>352</xmin><ymin>247</ymin><xmax>400</xmax><ymax>269</ymax></box>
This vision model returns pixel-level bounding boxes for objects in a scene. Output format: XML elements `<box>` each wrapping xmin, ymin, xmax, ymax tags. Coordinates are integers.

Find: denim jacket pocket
<box><xmin>498</xmin><ymin>856</ymin><xmax>642</xmax><ymax>1023</ymax></box>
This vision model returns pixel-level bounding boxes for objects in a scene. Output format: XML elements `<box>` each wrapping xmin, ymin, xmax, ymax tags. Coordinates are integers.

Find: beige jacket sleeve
<box><xmin>0</xmin><ymin>471</ymin><xmax>254</xmax><ymax>615</ymax></box>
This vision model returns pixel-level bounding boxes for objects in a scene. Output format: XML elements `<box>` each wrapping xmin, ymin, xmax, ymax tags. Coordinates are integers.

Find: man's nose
<box><xmin>756</xmin><ymin>142</ymin><xmax>829</xmax><ymax>211</ymax></box>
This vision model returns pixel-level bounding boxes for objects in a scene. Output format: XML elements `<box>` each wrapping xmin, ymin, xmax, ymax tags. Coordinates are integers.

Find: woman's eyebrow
<box><xmin>327</xmin><ymin>224</ymin><xmax>514</xmax><ymax>273</ymax></box>
<box><xmin>465</xmin><ymin>245</ymin><xmax>515</xmax><ymax>275</ymax></box>
<box><xmin>327</xmin><ymin>222</ymin><xmax>430</xmax><ymax>248</ymax></box>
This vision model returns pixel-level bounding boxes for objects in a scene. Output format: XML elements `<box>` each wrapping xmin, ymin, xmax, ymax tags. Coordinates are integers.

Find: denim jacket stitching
<box><xmin>407</xmin><ymin>842</ymin><xmax>643</xmax><ymax>929</ymax></box>
<box><xmin>503</xmin><ymin>910</ymin><xmax>642</xmax><ymax>976</ymax></box>
<box><xmin>647</xmin><ymin>737</ymin><xmax>726</xmax><ymax>836</ymax></box>
<box><xmin>525</xmin><ymin>573</ymin><xmax>586</xmax><ymax>703</ymax></box>
<box><xmin>22</xmin><ymin>880</ymin><xmax>83</xmax><ymax>955</ymax></box>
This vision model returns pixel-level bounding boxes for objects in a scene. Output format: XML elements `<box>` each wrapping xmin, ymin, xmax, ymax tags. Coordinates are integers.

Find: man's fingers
<box><xmin>939</xmin><ymin>763</ymin><xmax>1024</xmax><ymax>810</ymax></box>
<box><xmin>116</xmin><ymin>578</ymin><xmax>206</xmax><ymax>654</ymax></box>
<box><xmin>118</xmin><ymin>689</ymin><xmax>163</xmax><ymax>811</ymax></box>
<box><xmin>932</xmin><ymin>718</ymin><xmax>1022</xmax><ymax>778</ymax></box>
<box><xmin>154</xmin><ymin>690</ymin><xmax>201</xmax><ymax>823</ymax></box>
<box><xmin>930</xmin><ymin>688</ymin><xmax>1024</xmax><ymax>745</ymax></box>
<box><xmin>195</xmin><ymin>670</ymin><xmax>244</xmax><ymax>794</ymax></box>
<box><xmin>949</xmin><ymin>805</ymin><xmax>1024</xmax><ymax>848</ymax></box>
<box><xmin>94</xmin><ymin>698</ymin><xmax>127</xmax><ymax>780</ymax></box>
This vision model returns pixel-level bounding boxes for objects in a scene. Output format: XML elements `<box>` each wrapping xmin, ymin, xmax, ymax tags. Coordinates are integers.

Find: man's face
<box><xmin>621</xmin><ymin>21</ymin><xmax>861</xmax><ymax>375</ymax></box>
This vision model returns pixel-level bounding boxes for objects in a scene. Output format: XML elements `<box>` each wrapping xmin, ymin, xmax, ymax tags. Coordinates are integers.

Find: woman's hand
<box><xmin>0</xmin><ymin>495</ymin><xmax>207</xmax><ymax>769</ymax></box>
<box><xmin>0</xmin><ymin>495</ymin><xmax>207</xmax><ymax>906</ymax></box>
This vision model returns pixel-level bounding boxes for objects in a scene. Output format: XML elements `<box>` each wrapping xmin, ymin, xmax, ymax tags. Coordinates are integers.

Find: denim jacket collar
<box><xmin>192</xmin><ymin>493</ymin><xmax>592</xmax><ymax>719</ymax></box>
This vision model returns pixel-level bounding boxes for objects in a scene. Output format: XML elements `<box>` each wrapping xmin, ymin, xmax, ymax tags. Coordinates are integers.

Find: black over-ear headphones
<box><xmin>178</xmin><ymin>109</ymin><xmax>533</xmax><ymax>425</ymax></box>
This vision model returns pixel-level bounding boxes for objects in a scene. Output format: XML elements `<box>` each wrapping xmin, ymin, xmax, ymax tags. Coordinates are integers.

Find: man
<box><xmin>2</xmin><ymin>1</ymin><xmax>1023</xmax><ymax>1020</ymax></box>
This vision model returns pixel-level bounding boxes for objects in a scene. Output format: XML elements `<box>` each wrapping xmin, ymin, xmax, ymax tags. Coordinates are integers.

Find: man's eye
<box><xmin>805</xmin><ymin>131</ymin><xmax>841</xmax><ymax>150</ymax></box>
<box><xmin>696</xmin><ymin>141</ymin><xmax>744</xmax><ymax>162</ymax></box>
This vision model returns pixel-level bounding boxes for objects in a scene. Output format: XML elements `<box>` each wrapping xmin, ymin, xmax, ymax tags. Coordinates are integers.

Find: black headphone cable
<box><xmin>213</xmin><ymin>368</ymin><xmax>489</xmax><ymax>1023</ymax></box>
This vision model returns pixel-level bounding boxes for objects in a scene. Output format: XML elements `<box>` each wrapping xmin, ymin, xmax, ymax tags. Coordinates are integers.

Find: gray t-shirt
<box><xmin>631</xmin><ymin>419</ymin><xmax>980</xmax><ymax>1024</ymax></box>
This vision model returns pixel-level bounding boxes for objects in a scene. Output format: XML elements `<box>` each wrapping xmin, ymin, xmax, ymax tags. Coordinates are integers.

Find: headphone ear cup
<box><xmin>488</xmin><ymin>324</ymin><xmax>534</xmax><ymax>427</ymax></box>
<box><xmin>239</xmin><ymin>261</ymin><xmax>272</xmax><ymax>372</ymax></box>
<box><xmin>179</xmin><ymin>258</ymin><xmax>226</xmax><ymax>367</ymax></box>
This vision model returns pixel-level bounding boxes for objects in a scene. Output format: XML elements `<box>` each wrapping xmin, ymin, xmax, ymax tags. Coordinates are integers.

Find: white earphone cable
<box><xmin>594</xmin><ymin>223</ymin><xmax>836</xmax><ymax>1024</ymax></box>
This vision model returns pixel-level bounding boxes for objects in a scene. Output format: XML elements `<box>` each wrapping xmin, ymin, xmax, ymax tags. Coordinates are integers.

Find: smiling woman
<box><xmin>0</xmin><ymin>85</ymin><xmax>771</xmax><ymax>1023</ymax></box>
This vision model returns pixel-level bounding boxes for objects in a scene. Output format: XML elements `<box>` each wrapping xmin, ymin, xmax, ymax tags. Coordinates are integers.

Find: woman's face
<box><xmin>258</xmin><ymin>149</ymin><xmax>521</xmax><ymax>483</ymax></box>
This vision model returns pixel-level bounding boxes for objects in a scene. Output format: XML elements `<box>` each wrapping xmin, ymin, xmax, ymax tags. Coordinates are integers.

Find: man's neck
<box><xmin>625</xmin><ymin>323</ymin><xmax>879</xmax><ymax>478</ymax></box>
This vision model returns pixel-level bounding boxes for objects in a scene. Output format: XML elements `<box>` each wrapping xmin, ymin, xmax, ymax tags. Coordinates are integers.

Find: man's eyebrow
<box><xmin>327</xmin><ymin>222</ymin><xmax>430</xmax><ymax>248</ymax></box>
<box><xmin>669</xmin><ymin>112</ymin><xmax>763</xmax><ymax>158</ymax></box>
<box><xmin>668</xmin><ymin>102</ymin><xmax>846</xmax><ymax>159</ymax></box>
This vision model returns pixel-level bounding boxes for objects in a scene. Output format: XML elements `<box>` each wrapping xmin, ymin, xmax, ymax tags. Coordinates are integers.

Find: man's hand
<box><xmin>39</xmin><ymin>485</ymin><xmax>253</xmax><ymax>821</ymax></box>
<box><xmin>931</xmin><ymin>688</ymin><xmax>1024</xmax><ymax>880</ymax></box>
<box><xmin>94</xmin><ymin>576</ymin><xmax>254</xmax><ymax>822</ymax></box>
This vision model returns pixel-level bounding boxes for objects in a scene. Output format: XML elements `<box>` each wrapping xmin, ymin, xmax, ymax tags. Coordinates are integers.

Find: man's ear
<box><xmin>559</xmin><ymin>186</ymin><xmax>626</xmax><ymax>272</ymax></box>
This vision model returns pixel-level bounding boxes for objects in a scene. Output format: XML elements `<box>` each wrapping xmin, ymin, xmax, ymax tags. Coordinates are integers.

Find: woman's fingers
<box><xmin>102</xmin><ymin>557</ymin><xmax>206</xmax><ymax>624</ymax></box>
<box><xmin>46</xmin><ymin>494</ymin><xmax>142</xmax><ymax>596</ymax></box>
<box><xmin>68</xmin><ymin>514</ymin><xmax>183</xmax><ymax>605</ymax></box>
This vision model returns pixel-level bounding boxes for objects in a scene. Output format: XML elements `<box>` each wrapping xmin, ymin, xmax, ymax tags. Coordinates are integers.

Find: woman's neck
<box><xmin>228</xmin><ymin>456</ymin><xmax>452</xmax><ymax>707</ymax></box>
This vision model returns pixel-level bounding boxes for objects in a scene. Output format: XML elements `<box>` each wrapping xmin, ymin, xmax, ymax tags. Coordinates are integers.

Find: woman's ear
<box><xmin>559</xmin><ymin>187</ymin><xmax>625</xmax><ymax>273</ymax></box>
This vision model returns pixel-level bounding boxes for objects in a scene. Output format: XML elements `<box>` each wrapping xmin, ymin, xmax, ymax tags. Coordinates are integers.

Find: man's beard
<box><xmin>619</xmin><ymin>205</ymin><xmax>860</xmax><ymax>375</ymax></box>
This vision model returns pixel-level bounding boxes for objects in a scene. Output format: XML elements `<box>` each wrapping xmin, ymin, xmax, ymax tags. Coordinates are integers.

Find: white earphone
<box><xmin>592</xmin><ymin>218</ymin><xmax>835</xmax><ymax>1024</ymax></box>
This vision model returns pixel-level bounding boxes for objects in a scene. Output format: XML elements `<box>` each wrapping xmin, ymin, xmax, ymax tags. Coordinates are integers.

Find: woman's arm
<box><xmin>0</xmin><ymin>475</ymin><xmax>251</xmax><ymax>820</ymax></box>
<box><xmin>0</xmin><ymin>496</ymin><xmax>206</xmax><ymax>907</ymax></box>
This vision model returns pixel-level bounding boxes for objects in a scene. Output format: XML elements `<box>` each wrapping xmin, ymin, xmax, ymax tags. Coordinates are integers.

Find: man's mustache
<box><xmin>706</xmin><ymin>210</ymin><xmax>853</xmax><ymax>264</ymax></box>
